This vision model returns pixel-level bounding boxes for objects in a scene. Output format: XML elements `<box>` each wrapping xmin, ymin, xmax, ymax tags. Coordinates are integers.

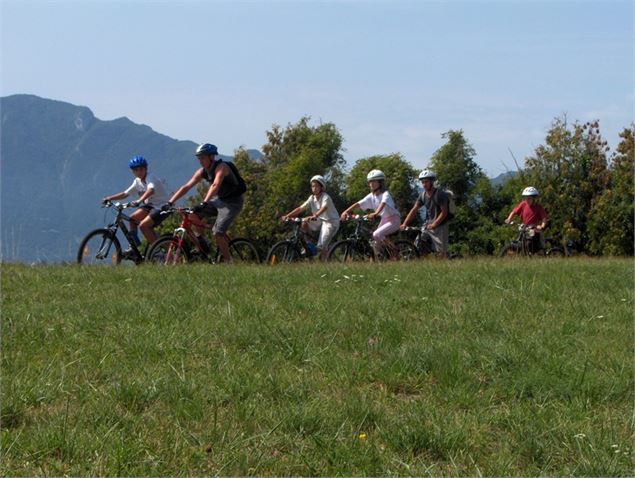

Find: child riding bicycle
<box><xmin>340</xmin><ymin>169</ymin><xmax>401</xmax><ymax>258</ymax></box>
<box><xmin>101</xmin><ymin>155</ymin><xmax>170</xmax><ymax>254</ymax></box>
<box><xmin>504</xmin><ymin>186</ymin><xmax>547</xmax><ymax>253</ymax></box>
<box><xmin>281</xmin><ymin>175</ymin><xmax>340</xmax><ymax>261</ymax></box>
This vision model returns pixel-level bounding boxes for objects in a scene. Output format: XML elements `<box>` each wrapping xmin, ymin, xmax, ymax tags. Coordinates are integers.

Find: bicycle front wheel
<box><xmin>146</xmin><ymin>235</ymin><xmax>189</xmax><ymax>265</ymax></box>
<box><xmin>227</xmin><ymin>238</ymin><xmax>261</xmax><ymax>264</ymax></box>
<box><xmin>266</xmin><ymin>241</ymin><xmax>301</xmax><ymax>265</ymax></box>
<box><xmin>328</xmin><ymin>240</ymin><xmax>375</xmax><ymax>263</ymax></box>
<box><xmin>77</xmin><ymin>229</ymin><xmax>122</xmax><ymax>265</ymax></box>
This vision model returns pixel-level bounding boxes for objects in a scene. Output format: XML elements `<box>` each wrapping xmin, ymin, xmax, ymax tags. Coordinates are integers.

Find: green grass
<box><xmin>1</xmin><ymin>258</ymin><xmax>633</xmax><ymax>476</ymax></box>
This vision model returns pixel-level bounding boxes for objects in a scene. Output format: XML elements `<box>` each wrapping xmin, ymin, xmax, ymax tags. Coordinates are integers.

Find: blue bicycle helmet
<box><xmin>195</xmin><ymin>143</ymin><xmax>218</xmax><ymax>156</ymax></box>
<box><xmin>128</xmin><ymin>155</ymin><xmax>148</xmax><ymax>169</ymax></box>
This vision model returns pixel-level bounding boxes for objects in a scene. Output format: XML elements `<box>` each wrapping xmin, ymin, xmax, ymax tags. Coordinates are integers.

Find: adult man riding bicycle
<box><xmin>400</xmin><ymin>170</ymin><xmax>449</xmax><ymax>258</ymax></box>
<box><xmin>504</xmin><ymin>186</ymin><xmax>547</xmax><ymax>253</ymax></box>
<box><xmin>163</xmin><ymin>143</ymin><xmax>246</xmax><ymax>263</ymax></box>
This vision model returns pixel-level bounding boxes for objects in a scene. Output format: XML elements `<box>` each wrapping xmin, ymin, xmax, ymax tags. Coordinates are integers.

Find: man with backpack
<box><xmin>163</xmin><ymin>143</ymin><xmax>246</xmax><ymax>263</ymax></box>
<box><xmin>400</xmin><ymin>170</ymin><xmax>451</xmax><ymax>258</ymax></box>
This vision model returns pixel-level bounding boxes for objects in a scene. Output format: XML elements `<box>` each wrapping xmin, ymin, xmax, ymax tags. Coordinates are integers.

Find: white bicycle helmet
<box><xmin>366</xmin><ymin>169</ymin><xmax>386</xmax><ymax>181</ymax></box>
<box><xmin>522</xmin><ymin>186</ymin><xmax>539</xmax><ymax>197</ymax></box>
<box><xmin>418</xmin><ymin>169</ymin><xmax>436</xmax><ymax>180</ymax></box>
<box><xmin>310</xmin><ymin>175</ymin><xmax>326</xmax><ymax>189</ymax></box>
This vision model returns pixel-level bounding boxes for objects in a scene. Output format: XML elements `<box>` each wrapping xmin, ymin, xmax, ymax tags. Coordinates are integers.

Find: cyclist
<box><xmin>281</xmin><ymin>175</ymin><xmax>340</xmax><ymax>261</ymax></box>
<box><xmin>340</xmin><ymin>169</ymin><xmax>400</xmax><ymax>257</ymax></box>
<box><xmin>101</xmin><ymin>155</ymin><xmax>170</xmax><ymax>253</ymax></box>
<box><xmin>162</xmin><ymin>143</ymin><xmax>246</xmax><ymax>262</ymax></box>
<box><xmin>401</xmin><ymin>170</ymin><xmax>449</xmax><ymax>258</ymax></box>
<box><xmin>504</xmin><ymin>186</ymin><xmax>547</xmax><ymax>253</ymax></box>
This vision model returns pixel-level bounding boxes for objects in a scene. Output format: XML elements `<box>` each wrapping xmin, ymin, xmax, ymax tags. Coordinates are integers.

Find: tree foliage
<box><xmin>230</xmin><ymin>117</ymin><xmax>346</xmax><ymax>245</ymax></box>
<box><xmin>586</xmin><ymin>125</ymin><xmax>634</xmax><ymax>255</ymax></box>
<box><xmin>523</xmin><ymin>117</ymin><xmax>611</xmax><ymax>251</ymax></box>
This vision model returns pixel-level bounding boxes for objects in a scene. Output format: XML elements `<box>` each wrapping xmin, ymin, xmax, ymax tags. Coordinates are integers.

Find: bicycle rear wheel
<box><xmin>498</xmin><ymin>244</ymin><xmax>521</xmax><ymax>258</ymax></box>
<box><xmin>77</xmin><ymin>229</ymin><xmax>122</xmax><ymax>265</ymax></box>
<box><xmin>393</xmin><ymin>240</ymin><xmax>419</xmax><ymax>261</ymax></box>
<box><xmin>328</xmin><ymin>240</ymin><xmax>375</xmax><ymax>263</ymax></box>
<box><xmin>546</xmin><ymin>247</ymin><xmax>566</xmax><ymax>257</ymax></box>
<box><xmin>266</xmin><ymin>241</ymin><xmax>301</xmax><ymax>265</ymax></box>
<box><xmin>146</xmin><ymin>235</ymin><xmax>189</xmax><ymax>265</ymax></box>
<box><xmin>227</xmin><ymin>238</ymin><xmax>261</xmax><ymax>263</ymax></box>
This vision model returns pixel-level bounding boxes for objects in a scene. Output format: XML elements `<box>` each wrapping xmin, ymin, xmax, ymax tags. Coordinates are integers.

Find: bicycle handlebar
<box><xmin>101</xmin><ymin>200</ymin><xmax>137</xmax><ymax>210</ymax></box>
<box><xmin>342</xmin><ymin>214</ymin><xmax>373</xmax><ymax>222</ymax></box>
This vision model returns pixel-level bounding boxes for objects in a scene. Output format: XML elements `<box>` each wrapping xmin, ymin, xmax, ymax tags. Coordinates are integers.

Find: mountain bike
<box><xmin>145</xmin><ymin>206</ymin><xmax>260</xmax><ymax>264</ymax></box>
<box><xmin>327</xmin><ymin>215</ymin><xmax>415</xmax><ymax>262</ymax></box>
<box><xmin>77</xmin><ymin>201</ymin><xmax>146</xmax><ymax>265</ymax></box>
<box><xmin>266</xmin><ymin>217</ymin><xmax>318</xmax><ymax>264</ymax></box>
<box><xmin>399</xmin><ymin>225</ymin><xmax>462</xmax><ymax>260</ymax></box>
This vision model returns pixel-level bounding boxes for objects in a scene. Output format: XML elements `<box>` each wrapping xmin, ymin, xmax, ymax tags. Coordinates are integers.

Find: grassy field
<box><xmin>1</xmin><ymin>258</ymin><xmax>633</xmax><ymax>476</ymax></box>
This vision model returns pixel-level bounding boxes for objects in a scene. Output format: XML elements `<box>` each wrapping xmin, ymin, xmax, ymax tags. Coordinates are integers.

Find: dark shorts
<box><xmin>193</xmin><ymin>196</ymin><xmax>244</xmax><ymax>234</ymax></box>
<box><xmin>148</xmin><ymin>207</ymin><xmax>170</xmax><ymax>226</ymax></box>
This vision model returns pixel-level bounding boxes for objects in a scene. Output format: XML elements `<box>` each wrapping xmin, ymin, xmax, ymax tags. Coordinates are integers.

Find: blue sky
<box><xmin>2</xmin><ymin>0</ymin><xmax>632</xmax><ymax>175</ymax></box>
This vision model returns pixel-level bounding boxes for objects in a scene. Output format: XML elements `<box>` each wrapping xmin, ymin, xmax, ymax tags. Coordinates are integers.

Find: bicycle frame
<box><xmin>98</xmin><ymin>202</ymin><xmax>144</xmax><ymax>261</ymax></box>
<box><xmin>509</xmin><ymin>224</ymin><xmax>539</xmax><ymax>256</ymax></box>
<box><xmin>402</xmin><ymin>226</ymin><xmax>434</xmax><ymax>256</ymax></box>
<box><xmin>162</xmin><ymin>207</ymin><xmax>232</xmax><ymax>264</ymax></box>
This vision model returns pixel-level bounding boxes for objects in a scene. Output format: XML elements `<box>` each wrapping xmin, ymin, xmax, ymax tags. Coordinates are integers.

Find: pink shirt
<box><xmin>512</xmin><ymin>201</ymin><xmax>546</xmax><ymax>226</ymax></box>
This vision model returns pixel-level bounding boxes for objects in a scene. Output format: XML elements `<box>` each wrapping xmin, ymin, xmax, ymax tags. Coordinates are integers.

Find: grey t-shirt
<box><xmin>415</xmin><ymin>188</ymin><xmax>450</xmax><ymax>224</ymax></box>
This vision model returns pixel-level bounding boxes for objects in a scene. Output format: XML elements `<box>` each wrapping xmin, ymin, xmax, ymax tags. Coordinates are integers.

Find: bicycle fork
<box><xmin>165</xmin><ymin>227</ymin><xmax>187</xmax><ymax>265</ymax></box>
<box><xmin>95</xmin><ymin>227</ymin><xmax>117</xmax><ymax>261</ymax></box>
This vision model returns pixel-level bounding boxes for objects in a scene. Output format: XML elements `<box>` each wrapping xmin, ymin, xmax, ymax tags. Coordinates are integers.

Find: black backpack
<box><xmin>205</xmin><ymin>159</ymin><xmax>247</xmax><ymax>199</ymax></box>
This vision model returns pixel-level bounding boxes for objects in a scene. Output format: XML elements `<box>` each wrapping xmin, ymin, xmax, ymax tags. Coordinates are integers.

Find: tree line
<box><xmin>176</xmin><ymin>116</ymin><xmax>634</xmax><ymax>256</ymax></box>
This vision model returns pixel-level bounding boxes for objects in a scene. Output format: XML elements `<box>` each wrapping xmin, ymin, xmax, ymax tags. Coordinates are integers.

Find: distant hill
<box><xmin>490</xmin><ymin>171</ymin><xmax>518</xmax><ymax>186</ymax></box>
<box><xmin>0</xmin><ymin>94</ymin><xmax>261</xmax><ymax>262</ymax></box>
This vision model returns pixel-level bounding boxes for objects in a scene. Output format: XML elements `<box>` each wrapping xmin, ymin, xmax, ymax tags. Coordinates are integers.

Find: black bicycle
<box><xmin>327</xmin><ymin>215</ymin><xmax>415</xmax><ymax>262</ymax></box>
<box><xmin>266</xmin><ymin>217</ymin><xmax>318</xmax><ymax>264</ymax></box>
<box><xmin>398</xmin><ymin>225</ymin><xmax>462</xmax><ymax>260</ymax></box>
<box><xmin>77</xmin><ymin>201</ymin><xmax>146</xmax><ymax>265</ymax></box>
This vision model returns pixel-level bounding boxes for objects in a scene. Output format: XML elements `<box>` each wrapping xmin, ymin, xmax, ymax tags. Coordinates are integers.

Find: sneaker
<box><xmin>120</xmin><ymin>248</ymin><xmax>136</xmax><ymax>260</ymax></box>
<box><xmin>306</xmin><ymin>242</ymin><xmax>318</xmax><ymax>256</ymax></box>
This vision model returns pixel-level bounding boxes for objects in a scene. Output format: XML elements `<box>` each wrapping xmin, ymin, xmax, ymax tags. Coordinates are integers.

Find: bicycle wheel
<box><xmin>77</xmin><ymin>229</ymin><xmax>122</xmax><ymax>265</ymax></box>
<box><xmin>393</xmin><ymin>240</ymin><xmax>419</xmax><ymax>261</ymax></box>
<box><xmin>227</xmin><ymin>238</ymin><xmax>261</xmax><ymax>263</ymax></box>
<box><xmin>146</xmin><ymin>235</ymin><xmax>189</xmax><ymax>265</ymax></box>
<box><xmin>328</xmin><ymin>240</ymin><xmax>375</xmax><ymax>263</ymax></box>
<box><xmin>546</xmin><ymin>247</ymin><xmax>566</xmax><ymax>258</ymax></box>
<box><xmin>266</xmin><ymin>241</ymin><xmax>301</xmax><ymax>265</ymax></box>
<box><xmin>498</xmin><ymin>244</ymin><xmax>520</xmax><ymax>258</ymax></box>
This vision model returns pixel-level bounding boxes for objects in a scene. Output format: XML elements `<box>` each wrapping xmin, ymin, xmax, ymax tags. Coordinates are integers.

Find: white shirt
<box><xmin>357</xmin><ymin>190</ymin><xmax>400</xmax><ymax>218</ymax></box>
<box><xmin>124</xmin><ymin>173</ymin><xmax>169</xmax><ymax>206</ymax></box>
<box><xmin>301</xmin><ymin>192</ymin><xmax>340</xmax><ymax>225</ymax></box>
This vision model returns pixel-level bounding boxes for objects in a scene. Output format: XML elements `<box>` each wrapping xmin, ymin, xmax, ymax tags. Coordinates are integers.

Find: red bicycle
<box><xmin>145</xmin><ymin>206</ymin><xmax>260</xmax><ymax>264</ymax></box>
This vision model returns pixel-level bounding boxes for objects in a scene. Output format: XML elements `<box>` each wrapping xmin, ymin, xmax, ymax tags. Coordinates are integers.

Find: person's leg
<box><xmin>372</xmin><ymin>216</ymin><xmax>400</xmax><ymax>256</ymax></box>
<box><xmin>317</xmin><ymin>222</ymin><xmax>339</xmax><ymax>261</ymax></box>
<box><xmin>427</xmin><ymin>222</ymin><xmax>449</xmax><ymax>258</ymax></box>
<box><xmin>141</xmin><ymin>208</ymin><xmax>168</xmax><ymax>245</ymax></box>
<box><xmin>128</xmin><ymin>209</ymin><xmax>149</xmax><ymax>246</ymax></box>
<box><xmin>212</xmin><ymin>197</ymin><xmax>244</xmax><ymax>262</ymax></box>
